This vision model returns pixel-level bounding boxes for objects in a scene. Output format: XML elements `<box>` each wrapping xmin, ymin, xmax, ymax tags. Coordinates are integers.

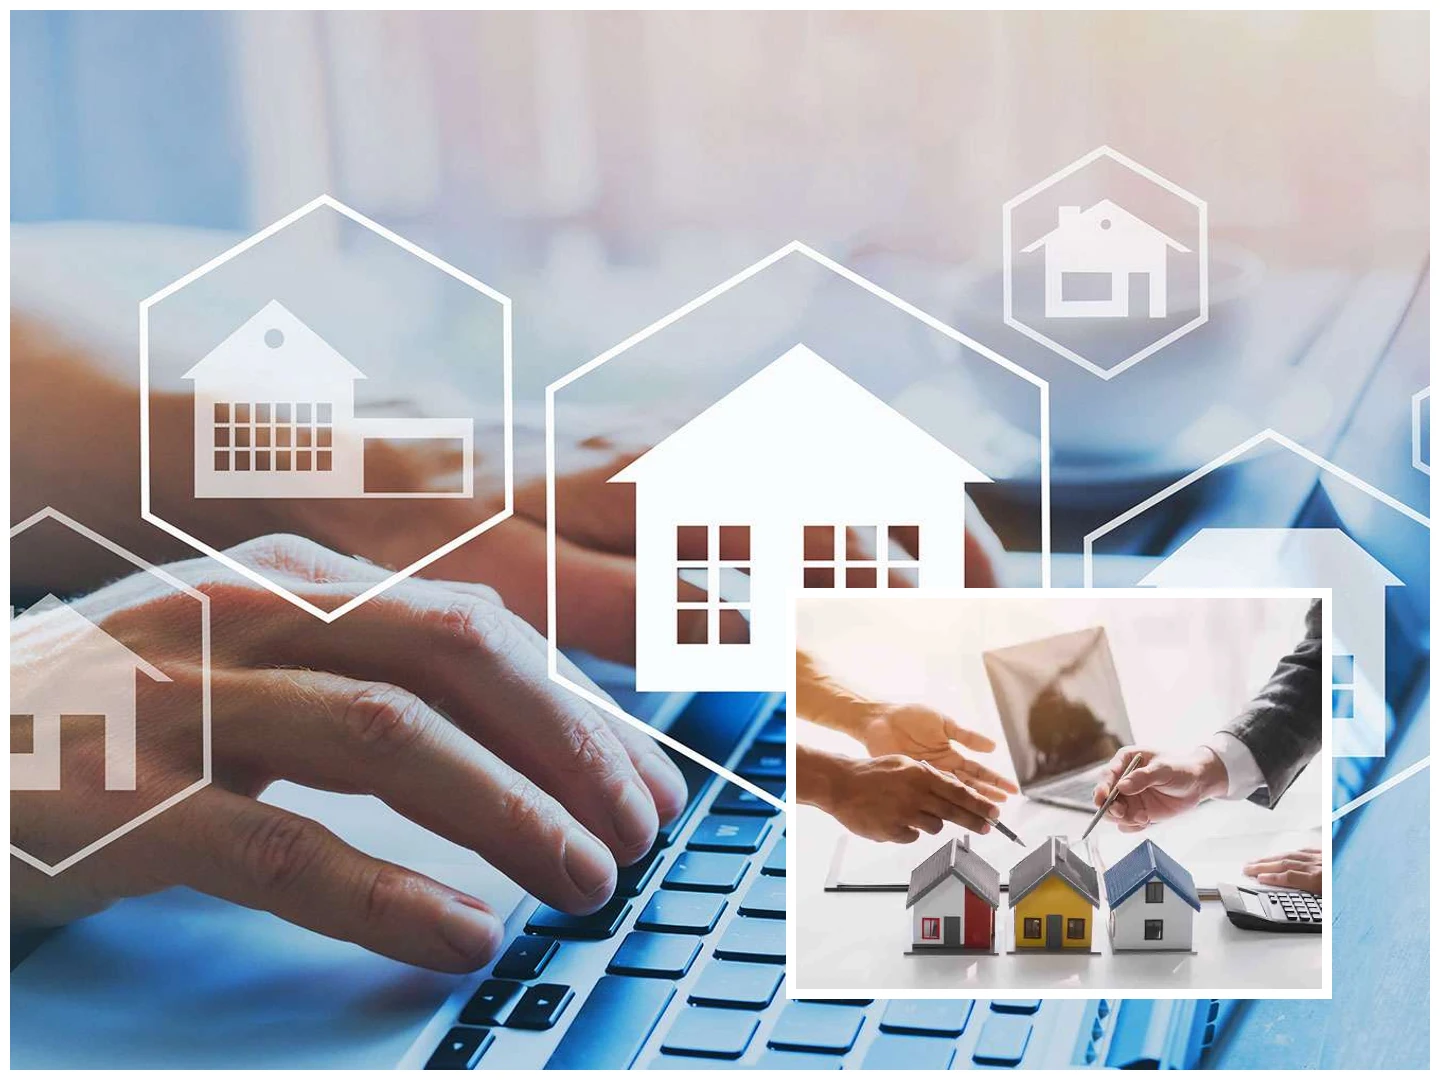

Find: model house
<box><xmin>184</xmin><ymin>300</ymin><xmax>474</xmax><ymax>499</ymax></box>
<box><xmin>1141</xmin><ymin>526</ymin><xmax>1398</xmax><ymax>759</ymax></box>
<box><xmin>1104</xmin><ymin>838</ymin><xmax>1201</xmax><ymax>951</ymax></box>
<box><xmin>10</xmin><ymin>595</ymin><xmax>171</xmax><ymax>791</ymax></box>
<box><xmin>1021</xmin><ymin>199</ymin><xmax>1188</xmax><ymax>319</ymax></box>
<box><xmin>905</xmin><ymin>836</ymin><xmax>1000</xmax><ymax>952</ymax></box>
<box><xmin>1008</xmin><ymin>836</ymin><xmax>1101</xmax><ymax>951</ymax></box>
<box><xmin>610</xmin><ymin>343</ymin><xmax>991</xmax><ymax>691</ymax></box>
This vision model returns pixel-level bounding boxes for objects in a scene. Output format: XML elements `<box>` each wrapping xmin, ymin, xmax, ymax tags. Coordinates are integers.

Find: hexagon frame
<box><xmin>545</xmin><ymin>240</ymin><xmax>1051</xmax><ymax>810</ymax></box>
<box><xmin>10</xmin><ymin>507</ymin><xmax>211</xmax><ymax>876</ymax></box>
<box><xmin>139</xmin><ymin>195</ymin><xmax>513</xmax><ymax>622</ymax></box>
<box><xmin>1412</xmin><ymin>387</ymin><xmax>1430</xmax><ymax>475</ymax></box>
<box><xmin>1003</xmin><ymin>145</ymin><xmax>1209</xmax><ymax>380</ymax></box>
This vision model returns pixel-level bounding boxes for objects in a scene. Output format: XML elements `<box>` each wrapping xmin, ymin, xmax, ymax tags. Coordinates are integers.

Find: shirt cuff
<box><xmin>1202</xmin><ymin>732</ymin><xmax>1266</xmax><ymax>800</ymax></box>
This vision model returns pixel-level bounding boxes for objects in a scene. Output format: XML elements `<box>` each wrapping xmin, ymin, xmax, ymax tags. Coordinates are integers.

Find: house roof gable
<box><xmin>182</xmin><ymin>300</ymin><xmax>368</xmax><ymax>385</ymax></box>
<box><xmin>1103</xmin><ymin>838</ymin><xmax>1201</xmax><ymax>911</ymax></box>
<box><xmin>609</xmin><ymin>344</ymin><xmax>992</xmax><ymax>487</ymax></box>
<box><xmin>906</xmin><ymin>837</ymin><xmax>1001</xmax><ymax>910</ymax></box>
<box><xmin>15</xmin><ymin>594</ymin><xmax>171</xmax><ymax>683</ymax></box>
<box><xmin>1007</xmin><ymin>836</ymin><xmax>1100</xmax><ymax>908</ymax></box>
<box><xmin>1138</xmin><ymin>527</ymin><xmax>1402</xmax><ymax>588</ymax></box>
<box><xmin>1021</xmin><ymin>199</ymin><xmax>1189</xmax><ymax>255</ymax></box>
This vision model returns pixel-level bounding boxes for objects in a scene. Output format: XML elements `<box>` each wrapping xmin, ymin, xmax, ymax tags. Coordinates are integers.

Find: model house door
<box><xmin>1045</xmin><ymin>914</ymin><xmax>1063</xmax><ymax>949</ymax></box>
<box><xmin>942</xmin><ymin>916</ymin><xmax>961</xmax><ymax>946</ymax></box>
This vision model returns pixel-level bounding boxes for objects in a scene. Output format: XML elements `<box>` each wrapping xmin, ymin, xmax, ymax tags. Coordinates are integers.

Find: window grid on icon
<box><xmin>1331</xmin><ymin>652</ymin><xmax>1356</xmax><ymax>719</ymax></box>
<box><xmin>676</xmin><ymin>524</ymin><xmax>751</xmax><ymax>644</ymax></box>
<box><xmin>801</xmin><ymin>524</ymin><xmax>920</xmax><ymax>589</ymax></box>
<box><xmin>211</xmin><ymin>402</ymin><xmax>334</xmax><ymax>473</ymax></box>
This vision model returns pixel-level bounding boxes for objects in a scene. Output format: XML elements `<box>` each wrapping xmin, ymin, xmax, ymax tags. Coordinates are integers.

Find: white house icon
<box><xmin>1139</xmin><ymin>527</ymin><xmax>1400</xmax><ymax>758</ymax></box>
<box><xmin>610</xmin><ymin>343</ymin><xmax>990</xmax><ymax>692</ymax></box>
<box><xmin>10</xmin><ymin>595</ymin><xmax>172</xmax><ymax>792</ymax></box>
<box><xmin>1022</xmin><ymin>199</ymin><xmax>1189</xmax><ymax>319</ymax></box>
<box><xmin>184</xmin><ymin>300</ymin><xmax>475</xmax><ymax>500</ymax></box>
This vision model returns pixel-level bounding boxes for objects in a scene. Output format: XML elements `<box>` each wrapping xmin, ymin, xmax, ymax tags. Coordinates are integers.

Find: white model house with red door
<box><xmin>10</xmin><ymin>595</ymin><xmax>171</xmax><ymax>792</ymax></box>
<box><xmin>609</xmin><ymin>343</ymin><xmax>990</xmax><ymax>692</ymax></box>
<box><xmin>905</xmin><ymin>836</ymin><xmax>1000</xmax><ymax>953</ymax></box>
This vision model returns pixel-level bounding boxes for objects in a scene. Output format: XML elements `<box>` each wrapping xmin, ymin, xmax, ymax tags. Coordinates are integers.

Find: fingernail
<box><xmin>611</xmin><ymin>780</ymin><xmax>659</xmax><ymax>855</ymax></box>
<box><xmin>438</xmin><ymin>896</ymin><xmax>502</xmax><ymax>966</ymax></box>
<box><xmin>564</xmin><ymin>830</ymin><xmax>617</xmax><ymax>903</ymax></box>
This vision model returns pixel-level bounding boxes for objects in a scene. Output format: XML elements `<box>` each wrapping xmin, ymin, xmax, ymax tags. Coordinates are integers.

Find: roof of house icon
<box><xmin>610</xmin><ymin>344</ymin><xmax>992</xmax><ymax>489</ymax></box>
<box><xmin>13</xmin><ymin>594</ymin><xmax>171</xmax><ymax>691</ymax></box>
<box><xmin>182</xmin><ymin>300</ymin><xmax>367</xmax><ymax>393</ymax></box>
<box><xmin>1021</xmin><ymin>199</ymin><xmax>1189</xmax><ymax>258</ymax></box>
<box><xmin>1137</xmin><ymin>527</ymin><xmax>1402</xmax><ymax>589</ymax></box>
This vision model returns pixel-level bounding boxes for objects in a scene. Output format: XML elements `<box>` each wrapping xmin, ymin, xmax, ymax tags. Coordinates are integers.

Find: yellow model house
<box><xmin>1008</xmin><ymin>836</ymin><xmax>1101</xmax><ymax>951</ymax></box>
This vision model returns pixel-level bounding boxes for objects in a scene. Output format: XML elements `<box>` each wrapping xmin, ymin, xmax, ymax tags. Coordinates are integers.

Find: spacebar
<box><xmin>544</xmin><ymin>975</ymin><xmax>675</xmax><ymax>1070</ymax></box>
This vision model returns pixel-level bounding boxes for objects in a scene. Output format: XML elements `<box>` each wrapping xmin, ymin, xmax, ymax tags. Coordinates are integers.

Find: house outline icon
<box><xmin>1020</xmin><ymin>198</ymin><xmax>1189</xmax><ymax>320</ymax></box>
<box><xmin>183</xmin><ymin>300</ymin><xmax>475</xmax><ymax>500</ymax></box>
<box><xmin>1138</xmin><ymin>528</ymin><xmax>1399</xmax><ymax>758</ymax></box>
<box><xmin>10</xmin><ymin>594</ymin><xmax>172</xmax><ymax>792</ymax></box>
<box><xmin>1084</xmin><ymin>428</ymin><xmax>1429</xmax><ymax>760</ymax></box>
<box><xmin>610</xmin><ymin>343</ymin><xmax>990</xmax><ymax>692</ymax></box>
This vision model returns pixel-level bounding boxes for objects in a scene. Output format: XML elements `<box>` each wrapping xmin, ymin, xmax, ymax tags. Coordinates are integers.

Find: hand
<box><xmin>1092</xmin><ymin>745</ymin><xmax>1229</xmax><ymax>832</ymax></box>
<box><xmin>858</xmin><ymin>704</ymin><xmax>1018</xmax><ymax>802</ymax></box>
<box><xmin>10</xmin><ymin>534</ymin><xmax>687</xmax><ymax>973</ymax></box>
<box><xmin>1244</xmin><ymin>848</ymin><xmax>1323</xmax><ymax>895</ymax></box>
<box><xmin>800</xmin><ymin>749</ymin><xmax>1000</xmax><ymax>844</ymax></box>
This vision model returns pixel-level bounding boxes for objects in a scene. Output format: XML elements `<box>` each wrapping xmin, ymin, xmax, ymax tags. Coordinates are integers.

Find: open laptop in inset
<box><xmin>982</xmin><ymin>626</ymin><xmax>1133</xmax><ymax>812</ymax></box>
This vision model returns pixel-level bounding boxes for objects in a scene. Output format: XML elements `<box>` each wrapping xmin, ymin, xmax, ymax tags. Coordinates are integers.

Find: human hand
<box><xmin>858</xmin><ymin>704</ymin><xmax>1018</xmax><ymax>802</ymax></box>
<box><xmin>10</xmin><ymin>535</ymin><xmax>686</xmax><ymax>973</ymax></box>
<box><xmin>1244</xmin><ymin>848</ymin><xmax>1323</xmax><ymax>895</ymax></box>
<box><xmin>1091</xmin><ymin>745</ymin><xmax>1229</xmax><ymax>832</ymax></box>
<box><xmin>802</xmin><ymin>750</ymin><xmax>999</xmax><ymax>844</ymax></box>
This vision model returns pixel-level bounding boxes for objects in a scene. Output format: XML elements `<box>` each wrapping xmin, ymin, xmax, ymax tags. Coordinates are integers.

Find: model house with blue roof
<box><xmin>1104</xmin><ymin>838</ymin><xmax>1201</xmax><ymax>951</ymax></box>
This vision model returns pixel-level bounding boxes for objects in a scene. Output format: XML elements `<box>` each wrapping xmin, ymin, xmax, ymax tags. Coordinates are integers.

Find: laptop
<box><xmin>982</xmin><ymin>626</ymin><xmax>1134</xmax><ymax>812</ymax></box>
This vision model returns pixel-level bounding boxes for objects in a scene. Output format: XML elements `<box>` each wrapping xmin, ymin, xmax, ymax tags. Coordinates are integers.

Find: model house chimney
<box><xmin>957</xmin><ymin>834</ymin><xmax>970</xmax><ymax>852</ymax></box>
<box><xmin>1053</xmin><ymin>836</ymin><xmax>1069</xmax><ymax>862</ymax></box>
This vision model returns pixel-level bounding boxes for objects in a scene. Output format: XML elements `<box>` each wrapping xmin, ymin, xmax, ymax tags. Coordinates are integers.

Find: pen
<box><xmin>989</xmin><ymin>817</ymin><xmax>1027</xmax><ymax>847</ymax></box>
<box><xmin>1080</xmin><ymin>755</ymin><xmax>1141</xmax><ymax>843</ymax></box>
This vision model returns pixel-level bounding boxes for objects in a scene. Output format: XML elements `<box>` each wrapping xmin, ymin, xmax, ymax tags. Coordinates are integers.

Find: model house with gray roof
<box><xmin>1103</xmin><ymin>838</ymin><xmax>1201</xmax><ymax>951</ymax></box>
<box><xmin>1008</xmin><ymin>836</ymin><xmax>1101</xmax><ymax>951</ymax></box>
<box><xmin>905</xmin><ymin>836</ymin><xmax>1000</xmax><ymax>953</ymax></box>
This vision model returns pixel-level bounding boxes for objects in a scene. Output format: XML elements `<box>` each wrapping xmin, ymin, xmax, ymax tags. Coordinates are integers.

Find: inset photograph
<box><xmin>789</xmin><ymin>589</ymin><xmax>1329</xmax><ymax>998</ymax></box>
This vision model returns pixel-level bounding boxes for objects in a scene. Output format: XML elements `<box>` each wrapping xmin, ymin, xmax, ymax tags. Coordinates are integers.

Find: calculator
<box><xmin>1217</xmin><ymin>882</ymin><xmax>1323</xmax><ymax>933</ymax></box>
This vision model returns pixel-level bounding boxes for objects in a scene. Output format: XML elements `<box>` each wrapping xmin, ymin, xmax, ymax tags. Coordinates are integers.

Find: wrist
<box><xmin>1195</xmin><ymin>746</ymin><xmax>1231</xmax><ymax>799</ymax></box>
<box><xmin>797</xmin><ymin>747</ymin><xmax>851</xmax><ymax>813</ymax></box>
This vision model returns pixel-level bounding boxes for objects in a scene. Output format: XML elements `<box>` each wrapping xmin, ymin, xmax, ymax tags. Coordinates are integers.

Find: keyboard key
<box><xmin>753</xmin><ymin>712</ymin><xmax>787</xmax><ymax>747</ymax></box>
<box><xmin>616</xmin><ymin>846</ymin><xmax>666</xmax><ymax>897</ymax></box>
<box><xmin>687</xmin><ymin>961</ymin><xmax>784</xmax><ymax>1010</ymax></box>
<box><xmin>756</xmin><ymin>1050</ymin><xmax>843</xmax><ymax>1069</ymax></box>
<box><xmin>738</xmin><ymin>875</ymin><xmax>786</xmax><ymax>919</ymax></box>
<box><xmin>636</xmin><ymin>891</ymin><xmax>728</xmax><ymax>934</ymax></box>
<box><xmin>761</xmin><ymin>843</ymin><xmax>786</xmax><ymax>877</ymax></box>
<box><xmin>738</xmin><ymin>747</ymin><xmax>785</xmax><ymax>780</ymax></box>
<box><xmin>507</xmin><ymin>983</ymin><xmax>574</xmax><ymax>1030</ymax></box>
<box><xmin>491</xmin><ymin>935</ymin><xmax>558</xmax><ymax>981</ymax></box>
<box><xmin>880</xmin><ymin>999</ymin><xmax>975</xmax><ymax>1037</ymax></box>
<box><xmin>689</xmin><ymin>814</ymin><xmax>772</xmax><ymax>854</ymax></box>
<box><xmin>608</xmin><ymin>932</ymin><xmax>702</xmax><ymax>979</ymax></box>
<box><xmin>425</xmin><ymin>1026</ymin><xmax>494</xmax><ymax>1069</ymax></box>
<box><xmin>525</xmin><ymin>897</ymin><xmax>632</xmax><ymax>939</ymax></box>
<box><xmin>458</xmin><ymin>978</ymin><xmax>523</xmax><ymax>1026</ymax></box>
<box><xmin>972</xmin><ymin>1014</ymin><xmax>1033</xmax><ymax>1066</ymax></box>
<box><xmin>714</xmin><ymin>917</ymin><xmax>785</xmax><ymax>964</ymax></box>
<box><xmin>863</xmin><ymin>1033</ymin><xmax>956</xmax><ymax>1070</ymax></box>
<box><xmin>545</xmin><ymin>976</ymin><xmax>676</xmax><ymax>1070</ymax></box>
<box><xmin>663</xmin><ymin>851</ymin><xmax>750</xmax><ymax>893</ymax></box>
<box><xmin>710</xmin><ymin>781</ymin><xmax>782</xmax><ymax>816</ymax></box>
<box><xmin>991</xmin><ymin>999</ymin><xmax>1041</xmax><ymax>1015</ymax></box>
<box><xmin>661</xmin><ymin>1007</ymin><xmax>760</xmax><ymax>1059</ymax></box>
<box><xmin>767</xmin><ymin>1002</ymin><xmax>865</xmax><ymax>1054</ymax></box>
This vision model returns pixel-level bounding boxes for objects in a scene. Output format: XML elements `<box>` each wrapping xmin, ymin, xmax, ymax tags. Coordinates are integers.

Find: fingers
<box><xmin>937</xmin><ymin>749</ymin><xmax>1019</xmax><ymax>796</ymax></box>
<box><xmin>921</xmin><ymin>765</ymin><xmax>999</xmax><ymax>833</ymax></box>
<box><xmin>1093</xmin><ymin>747</ymin><xmax>1152</xmax><ymax>806</ymax></box>
<box><xmin>163</xmin><ymin>787</ymin><xmax>505</xmax><ymax>973</ymax></box>
<box><xmin>215</xmin><ymin>670</ymin><xmax>621</xmax><ymax>914</ymax></box>
<box><xmin>1118</xmin><ymin>760</ymin><xmax>1175</xmax><ymax>795</ymax></box>
<box><xmin>942</xmin><ymin>716</ymin><xmax>998</xmax><ymax>755</ymax></box>
<box><xmin>1253</xmin><ymin>869</ymin><xmax>1322</xmax><ymax>892</ymax></box>
<box><xmin>1242</xmin><ymin>854</ymin><xmax>1322</xmax><ymax>875</ymax></box>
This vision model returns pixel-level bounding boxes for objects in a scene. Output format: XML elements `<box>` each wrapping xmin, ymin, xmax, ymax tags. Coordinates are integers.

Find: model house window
<box><xmin>801</xmin><ymin>525</ymin><xmax>921</xmax><ymax>589</ymax></box>
<box><xmin>1332</xmin><ymin>653</ymin><xmax>1356</xmax><ymax>719</ymax></box>
<box><xmin>213</xmin><ymin>402</ymin><xmax>333</xmax><ymax>473</ymax></box>
<box><xmin>1066</xmin><ymin>918</ymin><xmax>1086</xmax><ymax>939</ymax></box>
<box><xmin>1144</xmin><ymin>919</ymin><xmax>1164</xmax><ymax>941</ymax></box>
<box><xmin>1145</xmin><ymin>881</ymin><xmax>1164</xmax><ymax>904</ymax></box>
<box><xmin>921</xmin><ymin>917</ymin><xmax>940</xmax><ymax>940</ymax></box>
<box><xmin>675</xmin><ymin>525</ymin><xmax>751</xmax><ymax>645</ymax></box>
<box><xmin>1022</xmin><ymin>918</ymin><xmax>1042</xmax><ymax>939</ymax></box>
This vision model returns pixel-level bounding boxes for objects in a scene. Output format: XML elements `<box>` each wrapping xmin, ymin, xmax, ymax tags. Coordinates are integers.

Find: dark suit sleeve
<box><xmin>1222</xmin><ymin>599</ymin><xmax>1323</xmax><ymax>808</ymax></box>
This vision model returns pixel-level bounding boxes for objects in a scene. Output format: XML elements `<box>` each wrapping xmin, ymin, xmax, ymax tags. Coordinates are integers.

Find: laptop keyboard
<box><xmin>421</xmin><ymin>693</ymin><xmax>1217</xmax><ymax>1070</ymax></box>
